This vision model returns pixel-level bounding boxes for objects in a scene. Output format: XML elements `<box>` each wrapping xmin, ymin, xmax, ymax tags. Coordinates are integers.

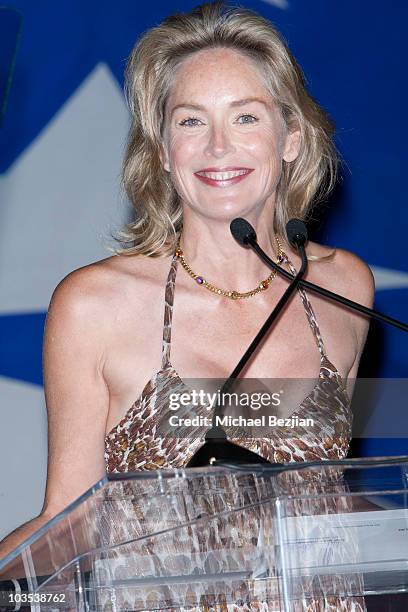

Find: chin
<box><xmin>205</xmin><ymin>201</ymin><xmax>253</xmax><ymax>218</ymax></box>
<box><xmin>185</xmin><ymin>194</ymin><xmax>264</xmax><ymax>220</ymax></box>
<box><xmin>223</xmin><ymin>198</ymin><xmax>264</xmax><ymax>216</ymax></box>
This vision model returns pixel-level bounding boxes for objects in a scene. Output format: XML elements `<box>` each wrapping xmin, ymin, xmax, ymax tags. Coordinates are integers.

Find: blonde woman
<box><xmin>1</xmin><ymin>2</ymin><xmax>374</xmax><ymax>608</ymax></box>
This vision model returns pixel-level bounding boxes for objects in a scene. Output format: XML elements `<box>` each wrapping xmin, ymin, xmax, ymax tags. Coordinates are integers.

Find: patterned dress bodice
<box><xmin>105</xmin><ymin>250</ymin><xmax>352</xmax><ymax>471</ymax></box>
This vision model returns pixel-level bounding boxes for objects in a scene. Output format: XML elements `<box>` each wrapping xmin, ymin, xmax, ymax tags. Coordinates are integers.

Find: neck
<box><xmin>176</xmin><ymin>210</ymin><xmax>290</xmax><ymax>293</ymax></box>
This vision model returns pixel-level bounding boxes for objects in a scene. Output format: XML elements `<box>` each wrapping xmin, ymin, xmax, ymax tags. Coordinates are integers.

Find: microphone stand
<box><xmin>187</xmin><ymin>220</ymin><xmax>407</xmax><ymax>468</ymax></box>
<box><xmin>186</xmin><ymin>238</ymin><xmax>309</xmax><ymax>468</ymax></box>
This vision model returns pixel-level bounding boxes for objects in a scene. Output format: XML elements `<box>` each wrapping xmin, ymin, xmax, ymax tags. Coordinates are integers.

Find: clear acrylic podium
<box><xmin>0</xmin><ymin>456</ymin><xmax>407</xmax><ymax>611</ymax></box>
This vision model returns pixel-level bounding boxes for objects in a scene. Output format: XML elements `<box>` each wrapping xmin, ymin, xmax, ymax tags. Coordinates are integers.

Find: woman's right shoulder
<box><xmin>44</xmin><ymin>254</ymin><xmax>169</xmax><ymax>362</ymax></box>
<box><xmin>49</xmin><ymin>253</ymin><xmax>169</xmax><ymax>317</ymax></box>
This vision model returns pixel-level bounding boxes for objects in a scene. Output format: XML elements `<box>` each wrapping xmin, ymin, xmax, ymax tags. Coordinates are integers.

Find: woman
<box><xmin>0</xmin><ymin>1</ymin><xmax>374</xmax><ymax>608</ymax></box>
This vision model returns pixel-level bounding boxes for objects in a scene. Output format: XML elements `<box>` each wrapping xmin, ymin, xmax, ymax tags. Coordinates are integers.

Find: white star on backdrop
<box><xmin>260</xmin><ymin>0</ymin><xmax>289</xmax><ymax>9</ymax></box>
<box><xmin>0</xmin><ymin>63</ymin><xmax>130</xmax><ymax>314</ymax></box>
<box><xmin>370</xmin><ymin>266</ymin><xmax>408</xmax><ymax>290</ymax></box>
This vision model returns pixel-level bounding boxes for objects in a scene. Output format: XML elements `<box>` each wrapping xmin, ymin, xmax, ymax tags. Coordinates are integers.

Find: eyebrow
<box><xmin>170</xmin><ymin>97</ymin><xmax>270</xmax><ymax>116</ymax></box>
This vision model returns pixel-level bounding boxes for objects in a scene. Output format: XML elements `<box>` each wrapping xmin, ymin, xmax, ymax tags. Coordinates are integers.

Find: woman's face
<box><xmin>161</xmin><ymin>47</ymin><xmax>300</xmax><ymax>220</ymax></box>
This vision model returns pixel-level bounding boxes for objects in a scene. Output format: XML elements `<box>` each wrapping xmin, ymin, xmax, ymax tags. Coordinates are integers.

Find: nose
<box><xmin>204</xmin><ymin>122</ymin><xmax>236</xmax><ymax>158</ymax></box>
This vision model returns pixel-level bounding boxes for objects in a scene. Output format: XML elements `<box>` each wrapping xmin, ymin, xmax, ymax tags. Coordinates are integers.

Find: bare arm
<box><xmin>0</xmin><ymin>515</ymin><xmax>55</xmax><ymax>572</ymax></box>
<box><xmin>333</xmin><ymin>249</ymin><xmax>376</xmax><ymax>399</ymax></box>
<box><xmin>0</xmin><ymin>267</ymin><xmax>110</xmax><ymax>568</ymax></box>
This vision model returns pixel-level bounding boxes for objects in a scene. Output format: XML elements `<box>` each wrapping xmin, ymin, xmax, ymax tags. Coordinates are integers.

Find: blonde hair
<box><xmin>115</xmin><ymin>1</ymin><xmax>338</xmax><ymax>261</ymax></box>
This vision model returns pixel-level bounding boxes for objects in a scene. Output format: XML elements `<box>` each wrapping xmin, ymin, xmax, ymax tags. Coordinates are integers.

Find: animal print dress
<box><xmin>103</xmin><ymin>249</ymin><xmax>366</xmax><ymax>611</ymax></box>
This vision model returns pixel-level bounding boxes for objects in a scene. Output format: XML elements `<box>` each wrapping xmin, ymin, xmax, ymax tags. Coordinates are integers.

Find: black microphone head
<box><xmin>286</xmin><ymin>218</ymin><xmax>308</xmax><ymax>247</ymax></box>
<box><xmin>230</xmin><ymin>218</ymin><xmax>257</xmax><ymax>247</ymax></box>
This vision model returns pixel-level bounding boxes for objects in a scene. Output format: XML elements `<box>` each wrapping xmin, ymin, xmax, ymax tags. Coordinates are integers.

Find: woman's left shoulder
<box><xmin>332</xmin><ymin>246</ymin><xmax>375</xmax><ymax>309</ymax></box>
<box><xmin>308</xmin><ymin>241</ymin><xmax>375</xmax><ymax>309</ymax></box>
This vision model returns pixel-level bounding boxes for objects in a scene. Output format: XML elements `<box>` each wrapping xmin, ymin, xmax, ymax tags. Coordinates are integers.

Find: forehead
<box><xmin>167</xmin><ymin>47</ymin><xmax>270</xmax><ymax>104</ymax></box>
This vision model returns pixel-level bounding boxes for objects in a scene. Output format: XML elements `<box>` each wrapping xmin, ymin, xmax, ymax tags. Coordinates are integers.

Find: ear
<box><xmin>159</xmin><ymin>142</ymin><xmax>170</xmax><ymax>173</ymax></box>
<box><xmin>282</xmin><ymin>129</ymin><xmax>301</xmax><ymax>163</ymax></box>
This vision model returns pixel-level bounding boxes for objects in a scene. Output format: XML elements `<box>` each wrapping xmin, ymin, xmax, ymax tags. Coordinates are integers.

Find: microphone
<box><xmin>286</xmin><ymin>218</ymin><xmax>308</xmax><ymax>247</ymax></box>
<box><xmin>230</xmin><ymin>217</ymin><xmax>308</xmax><ymax>249</ymax></box>
<box><xmin>231</xmin><ymin>218</ymin><xmax>408</xmax><ymax>333</ymax></box>
<box><xmin>229</xmin><ymin>217</ymin><xmax>256</xmax><ymax>247</ymax></box>
<box><xmin>186</xmin><ymin>219</ymin><xmax>310</xmax><ymax>468</ymax></box>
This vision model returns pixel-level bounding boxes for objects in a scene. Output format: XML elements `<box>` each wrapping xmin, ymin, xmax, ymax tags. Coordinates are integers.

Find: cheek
<box><xmin>166</xmin><ymin>133</ymin><xmax>200</xmax><ymax>169</ymax></box>
<box><xmin>241</xmin><ymin>123</ymin><xmax>285</xmax><ymax>154</ymax></box>
<box><xmin>245</xmin><ymin>138</ymin><xmax>283</xmax><ymax>172</ymax></box>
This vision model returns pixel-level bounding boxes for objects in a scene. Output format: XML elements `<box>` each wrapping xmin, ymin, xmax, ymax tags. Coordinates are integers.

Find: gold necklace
<box><xmin>175</xmin><ymin>236</ymin><xmax>286</xmax><ymax>300</ymax></box>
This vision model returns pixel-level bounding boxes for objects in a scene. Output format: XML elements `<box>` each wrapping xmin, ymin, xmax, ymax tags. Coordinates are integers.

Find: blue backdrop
<box><xmin>1</xmin><ymin>0</ymin><xmax>407</xmax><ymax>459</ymax></box>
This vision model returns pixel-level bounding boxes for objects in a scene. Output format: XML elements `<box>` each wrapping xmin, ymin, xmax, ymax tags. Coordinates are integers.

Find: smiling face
<box><xmin>160</xmin><ymin>47</ymin><xmax>300</xmax><ymax>221</ymax></box>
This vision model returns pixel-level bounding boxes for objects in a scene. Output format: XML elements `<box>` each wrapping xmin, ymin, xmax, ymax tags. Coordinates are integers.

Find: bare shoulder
<box><xmin>49</xmin><ymin>253</ymin><xmax>164</xmax><ymax>316</ymax></box>
<box><xmin>307</xmin><ymin>240</ymin><xmax>375</xmax><ymax>308</ymax></box>
<box><xmin>307</xmin><ymin>241</ymin><xmax>375</xmax><ymax>364</ymax></box>
<box><xmin>45</xmin><ymin>253</ymin><xmax>171</xmax><ymax>371</ymax></box>
<box><xmin>331</xmin><ymin>246</ymin><xmax>375</xmax><ymax>309</ymax></box>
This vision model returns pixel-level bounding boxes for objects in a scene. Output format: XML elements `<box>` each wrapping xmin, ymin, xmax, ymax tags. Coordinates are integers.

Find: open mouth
<box><xmin>194</xmin><ymin>168</ymin><xmax>254</xmax><ymax>187</ymax></box>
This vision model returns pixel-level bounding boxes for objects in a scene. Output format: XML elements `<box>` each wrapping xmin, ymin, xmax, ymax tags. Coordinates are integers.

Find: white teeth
<box><xmin>197</xmin><ymin>170</ymin><xmax>249</xmax><ymax>180</ymax></box>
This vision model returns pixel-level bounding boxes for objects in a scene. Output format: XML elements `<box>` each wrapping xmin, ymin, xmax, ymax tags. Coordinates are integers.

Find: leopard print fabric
<box><xmin>103</xmin><ymin>251</ymin><xmax>366</xmax><ymax>611</ymax></box>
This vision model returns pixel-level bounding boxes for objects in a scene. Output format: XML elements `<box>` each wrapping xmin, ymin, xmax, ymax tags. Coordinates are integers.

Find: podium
<box><xmin>1</xmin><ymin>456</ymin><xmax>408</xmax><ymax>610</ymax></box>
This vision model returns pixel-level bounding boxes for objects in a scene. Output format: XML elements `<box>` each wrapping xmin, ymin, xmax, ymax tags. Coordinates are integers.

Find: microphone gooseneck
<box><xmin>233</xmin><ymin>218</ymin><xmax>408</xmax><ymax>333</ymax></box>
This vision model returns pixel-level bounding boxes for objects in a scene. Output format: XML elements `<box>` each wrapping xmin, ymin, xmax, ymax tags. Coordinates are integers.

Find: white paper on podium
<box><xmin>281</xmin><ymin>508</ymin><xmax>408</xmax><ymax>574</ymax></box>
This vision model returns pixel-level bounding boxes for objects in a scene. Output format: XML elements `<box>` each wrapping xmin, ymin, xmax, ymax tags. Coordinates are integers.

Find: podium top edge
<box><xmin>106</xmin><ymin>455</ymin><xmax>408</xmax><ymax>481</ymax></box>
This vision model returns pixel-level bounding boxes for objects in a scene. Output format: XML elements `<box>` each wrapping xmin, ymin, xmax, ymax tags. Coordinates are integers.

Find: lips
<box><xmin>194</xmin><ymin>167</ymin><xmax>254</xmax><ymax>187</ymax></box>
<box><xmin>196</xmin><ymin>166</ymin><xmax>253</xmax><ymax>171</ymax></box>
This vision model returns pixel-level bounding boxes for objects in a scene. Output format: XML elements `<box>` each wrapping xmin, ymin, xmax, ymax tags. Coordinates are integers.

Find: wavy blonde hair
<box><xmin>115</xmin><ymin>1</ymin><xmax>339</xmax><ymax>260</ymax></box>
